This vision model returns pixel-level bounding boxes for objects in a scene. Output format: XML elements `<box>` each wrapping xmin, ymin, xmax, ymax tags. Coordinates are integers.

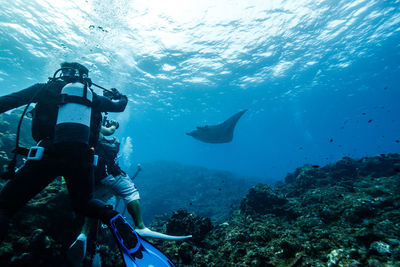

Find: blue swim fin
<box><xmin>109</xmin><ymin>214</ymin><xmax>175</xmax><ymax>267</ymax></box>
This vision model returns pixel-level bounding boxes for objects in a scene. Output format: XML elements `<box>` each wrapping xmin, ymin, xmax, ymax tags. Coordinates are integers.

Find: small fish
<box><xmin>380</xmin><ymin>154</ymin><xmax>386</xmax><ymax>158</ymax></box>
<box><xmin>330</xmin><ymin>139</ymin><xmax>334</xmax><ymax>143</ymax></box>
<box><xmin>394</xmin><ymin>168</ymin><xmax>400</xmax><ymax>173</ymax></box>
<box><xmin>218</xmin><ymin>188</ymin><xmax>222</xmax><ymax>191</ymax></box>
<box><xmin>189</xmin><ymin>202</ymin><xmax>193</xmax><ymax>206</ymax></box>
<box><xmin>362</xmin><ymin>112</ymin><xmax>366</xmax><ymax>115</ymax></box>
<box><xmin>396</xmin><ymin>140</ymin><xmax>400</xmax><ymax>143</ymax></box>
<box><xmin>312</xmin><ymin>165</ymin><xmax>320</xmax><ymax>168</ymax></box>
<box><xmin>368</xmin><ymin>119</ymin><xmax>373</xmax><ymax>123</ymax></box>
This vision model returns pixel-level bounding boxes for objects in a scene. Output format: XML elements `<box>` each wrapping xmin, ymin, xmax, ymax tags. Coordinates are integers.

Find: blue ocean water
<box><xmin>0</xmin><ymin>0</ymin><xmax>399</xmax><ymax>181</ymax></box>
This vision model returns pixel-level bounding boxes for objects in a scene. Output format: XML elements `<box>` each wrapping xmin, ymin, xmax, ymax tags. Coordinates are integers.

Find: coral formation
<box><xmin>152</xmin><ymin>154</ymin><xmax>400</xmax><ymax>266</ymax></box>
<box><xmin>166</xmin><ymin>209</ymin><xmax>213</xmax><ymax>245</ymax></box>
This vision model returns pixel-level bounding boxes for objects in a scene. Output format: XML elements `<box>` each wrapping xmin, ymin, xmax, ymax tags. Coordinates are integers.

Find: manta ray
<box><xmin>186</xmin><ymin>109</ymin><xmax>247</xmax><ymax>143</ymax></box>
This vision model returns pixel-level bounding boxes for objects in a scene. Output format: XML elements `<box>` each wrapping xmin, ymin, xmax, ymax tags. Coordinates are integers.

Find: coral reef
<box><xmin>0</xmin><ymin>110</ymin><xmax>35</xmax><ymax>170</ymax></box>
<box><xmin>1</xmin><ymin>151</ymin><xmax>399</xmax><ymax>266</ymax></box>
<box><xmin>152</xmin><ymin>154</ymin><xmax>400</xmax><ymax>266</ymax></box>
<box><xmin>0</xmin><ymin>179</ymin><xmax>79</xmax><ymax>266</ymax></box>
<box><xmin>166</xmin><ymin>209</ymin><xmax>213</xmax><ymax>246</ymax></box>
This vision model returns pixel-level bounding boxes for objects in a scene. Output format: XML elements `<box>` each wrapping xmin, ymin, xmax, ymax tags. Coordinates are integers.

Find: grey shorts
<box><xmin>95</xmin><ymin>173</ymin><xmax>140</xmax><ymax>204</ymax></box>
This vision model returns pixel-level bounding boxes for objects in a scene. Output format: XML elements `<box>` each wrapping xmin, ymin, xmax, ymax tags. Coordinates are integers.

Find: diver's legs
<box><xmin>99</xmin><ymin>175</ymin><xmax>192</xmax><ymax>241</ymax></box>
<box><xmin>64</xmin><ymin>158</ymin><xmax>94</xmax><ymax>215</ymax></box>
<box><xmin>81</xmin><ymin>217</ymin><xmax>95</xmax><ymax>236</ymax></box>
<box><xmin>99</xmin><ymin>174</ymin><xmax>142</xmax><ymax>226</ymax></box>
<box><xmin>126</xmin><ymin>199</ymin><xmax>145</xmax><ymax>229</ymax></box>
<box><xmin>64</xmin><ymin>159</ymin><xmax>117</xmax><ymax>222</ymax></box>
<box><xmin>126</xmin><ymin>199</ymin><xmax>192</xmax><ymax>240</ymax></box>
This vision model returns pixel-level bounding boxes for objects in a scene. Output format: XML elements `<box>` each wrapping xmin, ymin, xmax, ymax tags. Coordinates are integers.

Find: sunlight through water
<box><xmin>0</xmin><ymin>0</ymin><xmax>399</xmax><ymax>179</ymax></box>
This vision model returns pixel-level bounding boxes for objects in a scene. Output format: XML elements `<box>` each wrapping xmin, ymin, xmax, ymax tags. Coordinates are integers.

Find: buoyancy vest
<box><xmin>94</xmin><ymin>138</ymin><xmax>122</xmax><ymax>180</ymax></box>
<box><xmin>31</xmin><ymin>81</ymin><xmax>65</xmax><ymax>142</ymax></box>
<box><xmin>54</xmin><ymin>82</ymin><xmax>93</xmax><ymax>144</ymax></box>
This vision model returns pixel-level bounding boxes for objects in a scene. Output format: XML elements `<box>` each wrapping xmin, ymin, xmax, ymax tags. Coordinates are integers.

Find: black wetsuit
<box><xmin>94</xmin><ymin>137</ymin><xmax>124</xmax><ymax>183</ymax></box>
<box><xmin>0</xmin><ymin>80</ymin><xmax>128</xmax><ymax>241</ymax></box>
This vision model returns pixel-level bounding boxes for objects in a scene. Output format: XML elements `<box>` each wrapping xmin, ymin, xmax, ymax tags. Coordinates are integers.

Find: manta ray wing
<box><xmin>186</xmin><ymin>109</ymin><xmax>247</xmax><ymax>143</ymax></box>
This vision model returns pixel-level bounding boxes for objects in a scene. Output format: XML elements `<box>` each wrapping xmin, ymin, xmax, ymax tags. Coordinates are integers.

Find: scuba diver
<box><xmin>68</xmin><ymin>119</ymin><xmax>192</xmax><ymax>266</ymax></box>
<box><xmin>0</xmin><ymin>62</ymin><xmax>175</xmax><ymax>266</ymax></box>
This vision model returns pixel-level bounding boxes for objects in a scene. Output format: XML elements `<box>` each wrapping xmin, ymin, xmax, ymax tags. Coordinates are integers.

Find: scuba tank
<box><xmin>54</xmin><ymin>82</ymin><xmax>93</xmax><ymax>144</ymax></box>
<box><xmin>0</xmin><ymin>64</ymin><xmax>117</xmax><ymax>179</ymax></box>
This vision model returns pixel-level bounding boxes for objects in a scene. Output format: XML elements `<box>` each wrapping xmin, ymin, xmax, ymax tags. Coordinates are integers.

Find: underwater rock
<box><xmin>0</xmin><ymin>110</ymin><xmax>35</xmax><ymax>148</ymax></box>
<box><xmin>359</xmin><ymin>154</ymin><xmax>400</xmax><ymax>178</ymax></box>
<box><xmin>0</xmin><ymin>133</ymin><xmax>15</xmax><ymax>159</ymax></box>
<box><xmin>346</xmin><ymin>201</ymin><xmax>376</xmax><ymax>223</ymax></box>
<box><xmin>328</xmin><ymin>156</ymin><xmax>359</xmax><ymax>180</ymax></box>
<box><xmin>16</xmin><ymin>236</ymin><xmax>30</xmax><ymax>251</ymax></box>
<box><xmin>0</xmin><ymin>178</ymin><xmax>82</xmax><ymax>266</ymax></box>
<box><xmin>166</xmin><ymin>209</ymin><xmax>213</xmax><ymax>245</ymax></box>
<box><xmin>30</xmin><ymin>229</ymin><xmax>51</xmax><ymax>250</ymax></box>
<box><xmin>0</xmin><ymin>150</ymin><xmax>9</xmax><ymax>169</ymax></box>
<box><xmin>10</xmin><ymin>252</ymin><xmax>33</xmax><ymax>265</ymax></box>
<box><xmin>0</xmin><ymin>120</ymin><xmax>10</xmax><ymax>134</ymax></box>
<box><xmin>327</xmin><ymin>249</ymin><xmax>344</xmax><ymax>267</ymax></box>
<box><xmin>354</xmin><ymin>228</ymin><xmax>384</xmax><ymax>247</ymax></box>
<box><xmin>319</xmin><ymin>207</ymin><xmax>339</xmax><ymax>223</ymax></box>
<box><xmin>177</xmin><ymin>242</ymin><xmax>194</xmax><ymax>265</ymax></box>
<box><xmin>279</xmin><ymin>239</ymin><xmax>302</xmax><ymax>258</ymax></box>
<box><xmin>370</xmin><ymin>241</ymin><xmax>391</xmax><ymax>255</ymax></box>
<box><xmin>240</xmin><ymin>184</ymin><xmax>290</xmax><ymax>217</ymax></box>
<box><xmin>0</xmin><ymin>111</ymin><xmax>35</xmax><ymax>175</ymax></box>
<box><xmin>282</xmin><ymin>165</ymin><xmax>330</xmax><ymax>197</ymax></box>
